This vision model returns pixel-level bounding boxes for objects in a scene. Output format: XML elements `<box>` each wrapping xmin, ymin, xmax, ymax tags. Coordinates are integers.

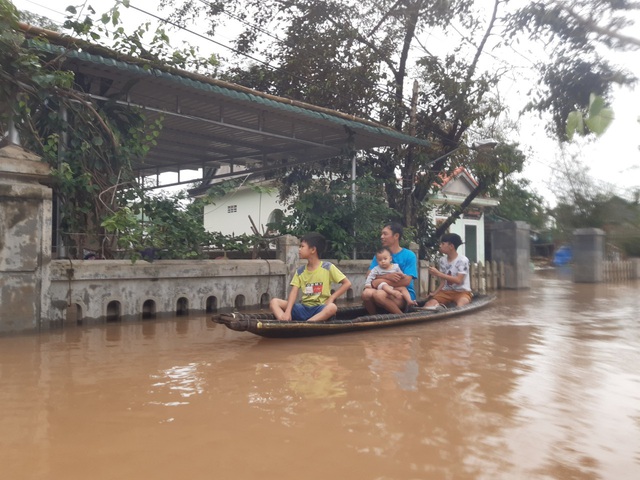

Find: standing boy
<box><xmin>361</xmin><ymin>222</ymin><xmax>417</xmax><ymax>314</ymax></box>
<box><xmin>270</xmin><ymin>232</ymin><xmax>352</xmax><ymax>322</ymax></box>
<box><xmin>425</xmin><ymin>233</ymin><xmax>472</xmax><ymax>308</ymax></box>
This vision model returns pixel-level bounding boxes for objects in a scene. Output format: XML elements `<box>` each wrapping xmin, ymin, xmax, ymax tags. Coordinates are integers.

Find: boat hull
<box><xmin>212</xmin><ymin>294</ymin><xmax>496</xmax><ymax>338</ymax></box>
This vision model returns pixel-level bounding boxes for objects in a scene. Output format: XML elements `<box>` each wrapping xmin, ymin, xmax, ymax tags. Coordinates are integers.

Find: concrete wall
<box><xmin>47</xmin><ymin>258</ymin><xmax>373</xmax><ymax>325</ymax></box>
<box><xmin>0</xmin><ymin>146</ymin><xmax>52</xmax><ymax>333</ymax></box>
<box><xmin>48</xmin><ymin>258</ymin><xmax>289</xmax><ymax>323</ymax></box>
<box><xmin>44</xmin><ymin>238</ymin><xmax>423</xmax><ymax>326</ymax></box>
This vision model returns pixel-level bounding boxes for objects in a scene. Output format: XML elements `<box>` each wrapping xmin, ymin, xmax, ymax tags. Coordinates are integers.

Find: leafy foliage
<box><xmin>273</xmin><ymin>175</ymin><xmax>402</xmax><ymax>260</ymax></box>
<box><xmin>101</xmin><ymin>188</ymin><xmax>272</xmax><ymax>261</ymax></box>
<box><xmin>507</xmin><ymin>0</ymin><xmax>637</xmax><ymax>140</ymax></box>
<box><xmin>2</xmin><ymin>0</ymin><xmax>219</xmax><ymax>259</ymax></box>
<box><xmin>162</xmin><ymin>0</ymin><xmax>516</xmax><ymax>241</ymax></box>
<box><xmin>63</xmin><ymin>1</ymin><xmax>219</xmax><ymax>75</ymax></box>
<box><xmin>566</xmin><ymin>93</ymin><xmax>615</xmax><ymax>140</ymax></box>
<box><xmin>487</xmin><ymin>178</ymin><xmax>548</xmax><ymax>230</ymax></box>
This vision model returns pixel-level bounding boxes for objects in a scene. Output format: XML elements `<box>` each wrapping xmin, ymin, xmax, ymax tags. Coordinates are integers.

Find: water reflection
<box><xmin>364</xmin><ymin>337</ymin><xmax>419</xmax><ymax>391</ymax></box>
<box><xmin>149</xmin><ymin>362</ymin><xmax>206</xmax><ymax>406</ymax></box>
<box><xmin>1</xmin><ymin>274</ymin><xmax>639</xmax><ymax>479</ymax></box>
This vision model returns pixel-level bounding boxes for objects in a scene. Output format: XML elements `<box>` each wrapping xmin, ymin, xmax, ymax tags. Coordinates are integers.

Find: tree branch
<box><xmin>561</xmin><ymin>4</ymin><xmax>640</xmax><ymax>47</ymax></box>
<box><xmin>435</xmin><ymin>182</ymin><xmax>484</xmax><ymax>238</ymax></box>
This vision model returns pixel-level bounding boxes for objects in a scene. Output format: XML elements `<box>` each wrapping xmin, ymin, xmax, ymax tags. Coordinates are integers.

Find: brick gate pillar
<box><xmin>275</xmin><ymin>234</ymin><xmax>300</xmax><ymax>297</ymax></box>
<box><xmin>0</xmin><ymin>145</ymin><xmax>52</xmax><ymax>333</ymax></box>
<box><xmin>489</xmin><ymin>220</ymin><xmax>531</xmax><ymax>289</ymax></box>
<box><xmin>573</xmin><ymin>228</ymin><xmax>605</xmax><ymax>283</ymax></box>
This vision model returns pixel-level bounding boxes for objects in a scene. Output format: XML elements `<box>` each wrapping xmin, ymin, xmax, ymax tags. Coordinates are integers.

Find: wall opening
<box><xmin>346</xmin><ymin>288</ymin><xmax>354</xmax><ymax>301</ymax></box>
<box><xmin>66</xmin><ymin>303</ymin><xmax>83</xmax><ymax>324</ymax></box>
<box><xmin>176</xmin><ymin>297</ymin><xmax>189</xmax><ymax>316</ymax></box>
<box><xmin>206</xmin><ymin>296</ymin><xmax>218</xmax><ymax>313</ymax></box>
<box><xmin>465</xmin><ymin>224</ymin><xmax>478</xmax><ymax>263</ymax></box>
<box><xmin>260</xmin><ymin>293</ymin><xmax>270</xmax><ymax>308</ymax></box>
<box><xmin>106</xmin><ymin>301</ymin><xmax>121</xmax><ymax>323</ymax></box>
<box><xmin>234</xmin><ymin>295</ymin><xmax>246</xmax><ymax>310</ymax></box>
<box><xmin>74</xmin><ymin>303</ymin><xmax>83</xmax><ymax>324</ymax></box>
<box><xmin>267</xmin><ymin>209</ymin><xmax>284</xmax><ymax>234</ymax></box>
<box><xmin>142</xmin><ymin>299</ymin><xmax>156</xmax><ymax>320</ymax></box>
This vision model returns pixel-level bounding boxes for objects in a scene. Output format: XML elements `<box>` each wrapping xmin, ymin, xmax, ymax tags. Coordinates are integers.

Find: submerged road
<box><xmin>2</xmin><ymin>270</ymin><xmax>639</xmax><ymax>479</ymax></box>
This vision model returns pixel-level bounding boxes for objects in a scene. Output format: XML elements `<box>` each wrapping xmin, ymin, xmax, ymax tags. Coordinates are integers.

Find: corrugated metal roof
<box><xmin>22</xmin><ymin>24</ymin><xmax>430</xmax><ymax>186</ymax></box>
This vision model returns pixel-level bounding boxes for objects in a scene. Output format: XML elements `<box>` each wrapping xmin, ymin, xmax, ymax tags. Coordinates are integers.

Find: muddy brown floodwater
<box><xmin>1</xmin><ymin>270</ymin><xmax>639</xmax><ymax>480</ymax></box>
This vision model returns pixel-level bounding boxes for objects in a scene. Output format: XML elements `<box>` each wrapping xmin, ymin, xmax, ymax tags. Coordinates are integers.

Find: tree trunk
<box><xmin>435</xmin><ymin>182</ymin><xmax>485</xmax><ymax>237</ymax></box>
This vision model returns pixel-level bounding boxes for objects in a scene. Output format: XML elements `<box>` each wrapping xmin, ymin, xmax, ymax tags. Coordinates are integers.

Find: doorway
<box><xmin>465</xmin><ymin>225</ymin><xmax>477</xmax><ymax>262</ymax></box>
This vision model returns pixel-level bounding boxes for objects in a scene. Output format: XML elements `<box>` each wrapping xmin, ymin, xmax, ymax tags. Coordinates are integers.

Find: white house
<box><xmin>428</xmin><ymin>167</ymin><xmax>499</xmax><ymax>263</ymax></box>
<box><xmin>201</xmin><ymin>174</ymin><xmax>286</xmax><ymax>236</ymax></box>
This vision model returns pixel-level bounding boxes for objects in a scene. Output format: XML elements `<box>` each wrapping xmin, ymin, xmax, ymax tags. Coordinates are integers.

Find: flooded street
<box><xmin>2</xmin><ymin>271</ymin><xmax>639</xmax><ymax>480</ymax></box>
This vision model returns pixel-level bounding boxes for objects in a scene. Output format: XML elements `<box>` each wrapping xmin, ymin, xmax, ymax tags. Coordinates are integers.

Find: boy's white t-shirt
<box><xmin>438</xmin><ymin>254</ymin><xmax>471</xmax><ymax>292</ymax></box>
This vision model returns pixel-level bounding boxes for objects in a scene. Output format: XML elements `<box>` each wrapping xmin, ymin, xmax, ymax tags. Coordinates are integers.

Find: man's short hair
<box><xmin>384</xmin><ymin>221</ymin><xmax>404</xmax><ymax>239</ymax></box>
<box><xmin>440</xmin><ymin>233</ymin><xmax>464</xmax><ymax>249</ymax></box>
<box><xmin>301</xmin><ymin>232</ymin><xmax>327</xmax><ymax>256</ymax></box>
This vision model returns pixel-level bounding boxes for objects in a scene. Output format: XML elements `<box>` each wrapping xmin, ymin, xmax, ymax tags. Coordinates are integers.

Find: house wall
<box><xmin>433</xmin><ymin>212</ymin><xmax>487</xmax><ymax>263</ymax></box>
<box><xmin>203</xmin><ymin>188</ymin><xmax>283</xmax><ymax>236</ymax></box>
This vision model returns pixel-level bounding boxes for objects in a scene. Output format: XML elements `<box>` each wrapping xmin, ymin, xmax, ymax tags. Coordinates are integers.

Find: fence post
<box><xmin>470</xmin><ymin>263</ymin><xmax>476</xmax><ymax>291</ymax></box>
<box><xmin>276</xmin><ymin>235</ymin><xmax>300</xmax><ymax>297</ymax></box>
<box><xmin>490</xmin><ymin>260</ymin><xmax>497</xmax><ymax>290</ymax></box>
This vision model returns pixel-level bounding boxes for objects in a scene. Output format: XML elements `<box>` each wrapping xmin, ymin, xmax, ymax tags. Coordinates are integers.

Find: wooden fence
<box><xmin>428</xmin><ymin>261</ymin><xmax>505</xmax><ymax>294</ymax></box>
<box><xmin>603</xmin><ymin>260</ymin><xmax>638</xmax><ymax>282</ymax></box>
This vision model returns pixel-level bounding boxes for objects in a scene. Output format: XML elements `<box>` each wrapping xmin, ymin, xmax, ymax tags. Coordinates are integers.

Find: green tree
<box><xmin>161</xmin><ymin>0</ymin><xmax>634</xmax><ymax>247</ymax></box>
<box><xmin>161</xmin><ymin>0</ymin><xmax>518</xmax><ymax>231</ymax></box>
<box><xmin>2</xmin><ymin>0</ymin><xmax>217</xmax><ymax>258</ymax></box>
<box><xmin>276</xmin><ymin>174</ymin><xmax>403</xmax><ymax>260</ymax></box>
<box><xmin>2</xmin><ymin>0</ymin><xmax>148</xmax><ymax>256</ymax></box>
<box><xmin>488</xmin><ymin>178</ymin><xmax>548</xmax><ymax>230</ymax></box>
<box><xmin>507</xmin><ymin>0</ymin><xmax>637</xmax><ymax>141</ymax></box>
<box><xmin>547</xmin><ymin>150</ymin><xmax>640</xmax><ymax>254</ymax></box>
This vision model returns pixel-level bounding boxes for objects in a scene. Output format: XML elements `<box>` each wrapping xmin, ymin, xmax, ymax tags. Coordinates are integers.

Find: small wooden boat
<box><xmin>212</xmin><ymin>294</ymin><xmax>496</xmax><ymax>338</ymax></box>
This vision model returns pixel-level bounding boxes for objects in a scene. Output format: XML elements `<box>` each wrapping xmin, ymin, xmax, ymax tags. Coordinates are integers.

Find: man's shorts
<box><xmin>432</xmin><ymin>289</ymin><xmax>472</xmax><ymax>306</ymax></box>
<box><xmin>291</xmin><ymin>303</ymin><xmax>326</xmax><ymax>321</ymax></box>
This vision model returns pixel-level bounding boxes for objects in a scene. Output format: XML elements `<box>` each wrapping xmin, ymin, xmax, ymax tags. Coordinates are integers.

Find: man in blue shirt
<box><xmin>362</xmin><ymin>222</ymin><xmax>418</xmax><ymax>314</ymax></box>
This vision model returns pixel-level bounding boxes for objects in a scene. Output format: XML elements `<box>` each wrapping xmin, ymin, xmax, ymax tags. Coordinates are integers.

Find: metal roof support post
<box><xmin>7</xmin><ymin>114</ymin><xmax>20</xmax><ymax>146</ymax></box>
<box><xmin>54</xmin><ymin>104</ymin><xmax>68</xmax><ymax>259</ymax></box>
<box><xmin>352</xmin><ymin>152</ymin><xmax>357</xmax><ymax>260</ymax></box>
<box><xmin>345</xmin><ymin>129</ymin><xmax>357</xmax><ymax>259</ymax></box>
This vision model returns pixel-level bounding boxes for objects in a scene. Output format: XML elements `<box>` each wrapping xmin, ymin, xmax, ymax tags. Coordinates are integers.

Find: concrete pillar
<box><xmin>633</xmin><ymin>258</ymin><xmax>640</xmax><ymax>280</ymax></box>
<box><xmin>573</xmin><ymin>228</ymin><xmax>605</xmax><ymax>283</ymax></box>
<box><xmin>489</xmin><ymin>221</ymin><xmax>531</xmax><ymax>289</ymax></box>
<box><xmin>0</xmin><ymin>145</ymin><xmax>52</xmax><ymax>333</ymax></box>
<box><xmin>275</xmin><ymin>234</ymin><xmax>299</xmax><ymax>296</ymax></box>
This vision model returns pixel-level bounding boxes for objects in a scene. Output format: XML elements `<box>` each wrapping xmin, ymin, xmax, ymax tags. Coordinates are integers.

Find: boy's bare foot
<box><xmin>391</xmin><ymin>290</ymin><xmax>403</xmax><ymax>299</ymax></box>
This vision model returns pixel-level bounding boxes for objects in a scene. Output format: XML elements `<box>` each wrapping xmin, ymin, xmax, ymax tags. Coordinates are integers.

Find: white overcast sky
<box><xmin>13</xmin><ymin>0</ymin><xmax>640</xmax><ymax>205</ymax></box>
